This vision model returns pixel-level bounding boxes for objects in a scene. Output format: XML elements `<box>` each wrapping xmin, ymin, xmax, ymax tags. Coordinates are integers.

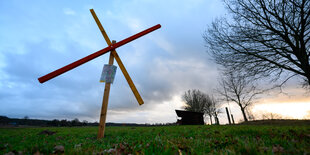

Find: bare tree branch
<box><xmin>217</xmin><ymin>71</ymin><xmax>263</xmax><ymax>122</ymax></box>
<box><xmin>204</xmin><ymin>0</ymin><xmax>310</xmax><ymax>87</ymax></box>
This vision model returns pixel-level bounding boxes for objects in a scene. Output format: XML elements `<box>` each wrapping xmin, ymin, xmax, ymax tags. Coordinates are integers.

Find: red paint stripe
<box><xmin>38</xmin><ymin>24</ymin><xmax>161</xmax><ymax>83</ymax></box>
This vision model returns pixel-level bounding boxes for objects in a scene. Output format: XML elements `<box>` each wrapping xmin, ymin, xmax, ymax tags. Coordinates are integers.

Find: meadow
<box><xmin>0</xmin><ymin>124</ymin><xmax>309</xmax><ymax>154</ymax></box>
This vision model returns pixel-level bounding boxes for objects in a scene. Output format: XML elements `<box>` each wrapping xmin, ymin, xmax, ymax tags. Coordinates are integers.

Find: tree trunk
<box><xmin>209</xmin><ymin>114</ymin><xmax>213</xmax><ymax>125</ymax></box>
<box><xmin>240</xmin><ymin>107</ymin><xmax>248</xmax><ymax>122</ymax></box>
<box><xmin>214</xmin><ymin>113</ymin><xmax>219</xmax><ymax>125</ymax></box>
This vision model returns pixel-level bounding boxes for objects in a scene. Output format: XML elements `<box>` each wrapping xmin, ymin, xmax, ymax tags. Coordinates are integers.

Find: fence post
<box><xmin>226</xmin><ymin>107</ymin><xmax>231</xmax><ymax>124</ymax></box>
<box><xmin>231</xmin><ymin>114</ymin><xmax>235</xmax><ymax>124</ymax></box>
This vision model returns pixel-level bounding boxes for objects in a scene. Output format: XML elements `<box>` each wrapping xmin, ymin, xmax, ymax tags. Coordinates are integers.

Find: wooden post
<box><xmin>231</xmin><ymin>114</ymin><xmax>235</xmax><ymax>124</ymax></box>
<box><xmin>225</xmin><ymin>107</ymin><xmax>231</xmax><ymax>125</ymax></box>
<box><xmin>97</xmin><ymin>41</ymin><xmax>115</xmax><ymax>139</ymax></box>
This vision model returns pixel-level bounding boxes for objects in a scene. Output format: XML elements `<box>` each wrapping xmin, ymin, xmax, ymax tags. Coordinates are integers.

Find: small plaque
<box><xmin>100</xmin><ymin>64</ymin><xmax>117</xmax><ymax>83</ymax></box>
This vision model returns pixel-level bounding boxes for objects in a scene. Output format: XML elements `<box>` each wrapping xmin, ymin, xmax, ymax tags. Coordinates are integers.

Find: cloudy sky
<box><xmin>1</xmin><ymin>0</ymin><xmax>309</xmax><ymax>124</ymax></box>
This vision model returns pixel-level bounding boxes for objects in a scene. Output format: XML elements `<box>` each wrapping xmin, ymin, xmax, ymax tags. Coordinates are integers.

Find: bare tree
<box><xmin>205</xmin><ymin>96</ymin><xmax>222</xmax><ymax>125</ymax></box>
<box><xmin>261</xmin><ymin>112</ymin><xmax>284</xmax><ymax>120</ymax></box>
<box><xmin>246</xmin><ymin>108</ymin><xmax>256</xmax><ymax>121</ymax></box>
<box><xmin>218</xmin><ymin>72</ymin><xmax>262</xmax><ymax>122</ymax></box>
<box><xmin>182</xmin><ymin>89</ymin><xmax>221</xmax><ymax>124</ymax></box>
<box><xmin>204</xmin><ymin>96</ymin><xmax>215</xmax><ymax>124</ymax></box>
<box><xmin>182</xmin><ymin>89</ymin><xmax>208</xmax><ymax>113</ymax></box>
<box><xmin>204</xmin><ymin>0</ymin><xmax>310</xmax><ymax>87</ymax></box>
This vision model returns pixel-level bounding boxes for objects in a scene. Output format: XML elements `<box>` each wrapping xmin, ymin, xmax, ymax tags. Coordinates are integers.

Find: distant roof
<box><xmin>175</xmin><ymin>110</ymin><xmax>204</xmax><ymax>117</ymax></box>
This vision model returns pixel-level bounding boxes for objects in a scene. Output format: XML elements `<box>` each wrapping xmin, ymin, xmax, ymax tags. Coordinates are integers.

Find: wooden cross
<box><xmin>38</xmin><ymin>9</ymin><xmax>161</xmax><ymax>139</ymax></box>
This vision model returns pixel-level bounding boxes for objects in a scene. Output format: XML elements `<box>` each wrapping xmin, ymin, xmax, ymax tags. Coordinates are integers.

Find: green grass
<box><xmin>0</xmin><ymin>125</ymin><xmax>310</xmax><ymax>154</ymax></box>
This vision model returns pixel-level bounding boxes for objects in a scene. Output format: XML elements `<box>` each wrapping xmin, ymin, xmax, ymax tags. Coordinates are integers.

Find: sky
<box><xmin>0</xmin><ymin>0</ymin><xmax>309</xmax><ymax>124</ymax></box>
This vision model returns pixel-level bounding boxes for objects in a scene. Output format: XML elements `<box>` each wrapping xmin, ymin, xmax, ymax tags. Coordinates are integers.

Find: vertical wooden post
<box><xmin>231</xmin><ymin>114</ymin><xmax>235</xmax><ymax>124</ymax></box>
<box><xmin>225</xmin><ymin>107</ymin><xmax>231</xmax><ymax>125</ymax></box>
<box><xmin>97</xmin><ymin>40</ymin><xmax>116</xmax><ymax>139</ymax></box>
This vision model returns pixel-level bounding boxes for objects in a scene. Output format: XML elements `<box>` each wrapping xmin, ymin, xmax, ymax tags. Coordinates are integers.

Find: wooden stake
<box><xmin>97</xmin><ymin>41</ymin><xmax>115</xmax><ymax>139</ymax></box>
<box><xmin>225</xmin><ymin>107</ymin><xmax>231</xmax><ymax>125</ymax></box>
<box><xmin>231</xmin><ymin>114</ymin><xmax>235</xmax><ymax>124</ymax></box>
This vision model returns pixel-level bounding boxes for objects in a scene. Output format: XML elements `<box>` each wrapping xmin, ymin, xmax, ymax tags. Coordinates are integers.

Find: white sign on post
<box><xmin>100</xmin><ymin>64</ymin><xmax>117</xmax><ymax>83</ymax></box>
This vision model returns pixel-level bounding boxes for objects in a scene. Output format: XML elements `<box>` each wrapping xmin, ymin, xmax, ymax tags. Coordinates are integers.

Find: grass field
<box><xmin>1</xmin><ymin>125</ymin><xmax>310</xmax><ymax>154</ymax></box>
